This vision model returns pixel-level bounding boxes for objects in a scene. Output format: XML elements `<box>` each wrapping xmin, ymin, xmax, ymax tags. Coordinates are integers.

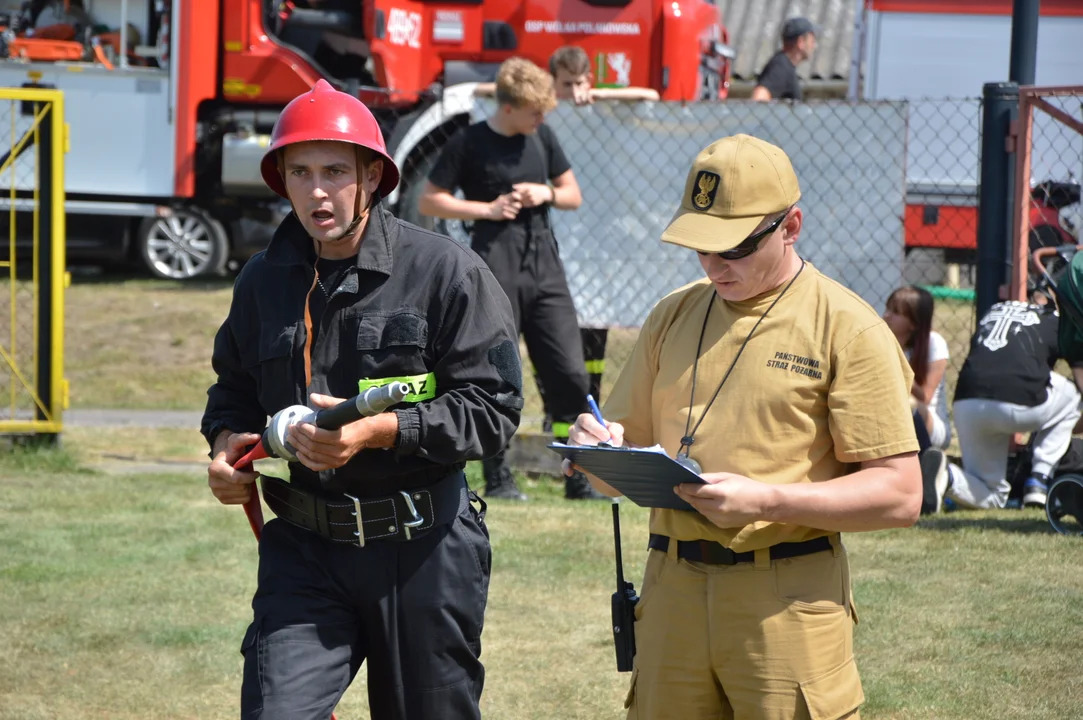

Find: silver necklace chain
<box><xmin>315</xmin><ymin>258</ymin><xmax>344</xmax><ymax>300</ymax></box>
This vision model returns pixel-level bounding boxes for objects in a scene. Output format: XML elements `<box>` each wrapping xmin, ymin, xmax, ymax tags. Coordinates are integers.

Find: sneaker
<box><xmin>919</xmin><ymin>448</ymin><xmax>948</xmax><ymax>514</ymax></box>
<box><xmin>564</xmin><ymin>470</ymin><xmax>607</xmax><ymax>500</ymax></box>
<box><xmin>1022</xmin><ymin>476</ymin><xmax>1049</xmax><ymax>508</ymax></box>
<box><xmin>482</xmin><ymin>454</ymin><xmax>528</xmax><ymax>501</ymax></box>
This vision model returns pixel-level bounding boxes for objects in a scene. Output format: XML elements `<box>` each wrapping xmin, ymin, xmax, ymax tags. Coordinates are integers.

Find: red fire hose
<box><xmin>227</xmin><ymin>383</ymin><xmax>409</xmax><ymax>718</ymax></box>
<box><xmin>233</xmin><ymin>446</ymin><xmax>333</xmax><ymax>719</ymax></box>
<box><xmin>233</xmin><ymin>443</ymin><xmax>269</xmax><ymax>540</ymax></box>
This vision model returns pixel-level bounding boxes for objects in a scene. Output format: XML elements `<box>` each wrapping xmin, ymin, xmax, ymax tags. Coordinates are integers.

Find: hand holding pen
<box><xmin>562</xmin><ymin>395</ymin><xmax>625</xmax><ymax>497</ymax></box>
<box><xmin>585</xmin><ymin>394</ymin><xmax>615</xmax><ymax>447</ymax></box>
<box><xmin>566</xmin><ymin>394</ymin><xmax>625</xmax><ymax>451</ymax></box>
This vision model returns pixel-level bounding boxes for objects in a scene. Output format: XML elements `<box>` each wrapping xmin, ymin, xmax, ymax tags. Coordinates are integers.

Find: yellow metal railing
<box><xmin>0</xmin><ymin>87</ymin><xmax>67</xmax><ymax>437</ymax></box>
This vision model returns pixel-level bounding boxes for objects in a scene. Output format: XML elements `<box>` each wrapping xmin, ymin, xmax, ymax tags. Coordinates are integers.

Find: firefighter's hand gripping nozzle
<box><xmin>263</xmin><ymin>382</ymin><xmax>412</xmax><ymax>463</ymax></box>
<box><xmin>233</xmin><ymin>382</ymin><xmax>411</xmax><ymax>542</ymax></box>
<box><xmin>611</xmin><ymin>498</ymin><xmax>639</xmax><ymax>673</ymax></box>
<box><xmin>234</xmin><ymin>382</ymin><xmax>411</xmax><ymax>469</ymax></box>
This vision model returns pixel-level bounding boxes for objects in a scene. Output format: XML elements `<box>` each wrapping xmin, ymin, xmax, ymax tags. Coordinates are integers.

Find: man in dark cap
<box><xmin>751</xmin><ymin>17</ymin><xmax>817</xmax><ymax>101</ymax></box>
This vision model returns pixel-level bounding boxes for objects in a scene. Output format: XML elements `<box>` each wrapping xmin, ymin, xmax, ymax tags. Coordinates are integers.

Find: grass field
<box><xmin>4</xmin><ymin>276</ymin><xmax>1083</xmax><ymax>718</ymax></box>
<box><xmin>2</xmin><ymin>444</ymin><xmax>1082</xmax><ymax>720</ymax></box>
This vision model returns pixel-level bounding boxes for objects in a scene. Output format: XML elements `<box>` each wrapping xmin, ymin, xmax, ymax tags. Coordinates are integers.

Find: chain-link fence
<box><xmin>1011</xmin><ymin>86</ymin><xmax>1083</xmax><ymax>300</ymax></box>
<box><xmin>414</xmin><ymin>96</ymin><xmax>986</xmax><ymax>431</ymax></box>
<box><xmin>0</xmin><ymin>88</ymin><xmax>67</xmax><ymax>438</ymax></box>
<box><xmin>901</xmin><ymin>98</ymin><xmax>983</xmax><ymax>423</ymax></box>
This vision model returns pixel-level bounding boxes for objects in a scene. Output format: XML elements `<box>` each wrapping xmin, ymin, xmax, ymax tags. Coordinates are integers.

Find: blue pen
<box><xmin>586</xmin><ymin>394</ymin><xmax>606</xmax><ymax>426</ymax></box>
<box><xmin>586</xmin><ymin>394</ymin><xmax>614</xmax><ymax>447</ymax></box>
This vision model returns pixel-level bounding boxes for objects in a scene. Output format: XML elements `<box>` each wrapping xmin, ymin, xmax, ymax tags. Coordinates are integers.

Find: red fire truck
<box><xmin>0</xmin><ymin>0</ymin><xmax>732</xmax><ymax>279</ymax></box>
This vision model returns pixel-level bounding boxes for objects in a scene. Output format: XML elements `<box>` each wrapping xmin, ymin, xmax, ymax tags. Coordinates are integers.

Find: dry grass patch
<box><xmin>59</xmin><ymin>277</ymin><xmax>645</xmax><ymax>426</ymax></box>
<box><xmin>63</xmin><ymin>277</ymin><xmax>233</xmax><ymax>410</ymax></box>
<box><xmin>60</xmin><ymin>426</ymin><xmax>210</xmax><ymax>464</ymax></box>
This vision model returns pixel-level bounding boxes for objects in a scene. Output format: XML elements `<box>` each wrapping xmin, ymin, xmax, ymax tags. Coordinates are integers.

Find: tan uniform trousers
<box><xmin>624</xmin><ymin>535</ymin><xmax>863</xmax><ymax>720</ymax></box>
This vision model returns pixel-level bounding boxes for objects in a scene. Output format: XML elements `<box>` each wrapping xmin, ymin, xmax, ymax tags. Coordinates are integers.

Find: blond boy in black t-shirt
<box><xmin>417</xmin><ymin>57</ymin><xmax>602</xmax><ymax>501</ymax></box>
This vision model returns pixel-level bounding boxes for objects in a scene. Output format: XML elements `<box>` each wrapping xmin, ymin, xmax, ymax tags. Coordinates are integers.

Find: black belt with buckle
<box><xmin>262</xmin><ymin>469</ymin><xmax>467</xmax><ymax>546</ymax></box>
<box><xmin>647</xmin><ymin>533</ymin><xmax>833</xmax><ymax>566</ymax></box>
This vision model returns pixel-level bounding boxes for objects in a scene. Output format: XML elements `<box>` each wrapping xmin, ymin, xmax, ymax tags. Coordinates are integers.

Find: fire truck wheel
<box><xmin>135</xmin><ymin>206</ymin><xmax>230</xmax><ymax>280</ymax></box>
<box><xmin>398</xmin><ymin>154</ymin><xmax>471</xmax><ymax>247</ymax></box>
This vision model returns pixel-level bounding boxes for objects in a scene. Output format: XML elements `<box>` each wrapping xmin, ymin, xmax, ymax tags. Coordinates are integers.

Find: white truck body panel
<box><xmin>863</xmin><ymin>9</ymin><xmax>1083</xmax><ymax>198</ymax></box>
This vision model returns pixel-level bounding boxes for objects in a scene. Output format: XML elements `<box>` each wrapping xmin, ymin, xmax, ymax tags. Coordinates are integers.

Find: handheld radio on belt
<box><xmin>611</xmin><ymin>497</ymin><xmax>638</xmax><ymax>672</ymax></box>
<box><xmin>232</xmin><ymin>382</ymin><xmax>411</xmax><ymax>539</ymax></box>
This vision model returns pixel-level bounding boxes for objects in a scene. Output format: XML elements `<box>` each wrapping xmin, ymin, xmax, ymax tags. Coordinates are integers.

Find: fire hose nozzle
<box><xmin>264</xmin><ymin>382</ymin><xmax>411</xmax><ymax>463</ymax></box>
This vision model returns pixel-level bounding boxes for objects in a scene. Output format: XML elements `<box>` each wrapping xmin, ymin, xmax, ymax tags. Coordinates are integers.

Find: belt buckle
<box><xmin>399</xmin><ymin>490</ymin><xmax>426</xmax><ymax>540</ymax></box>
<box><xmin>699</xmin><ymin>540</ymin><xmax>737</xmax><ymax>565</ymax></box>
<box><xmin>343</xmin><ymin>493</ymin><xmax>365</xmax><ymax>547</ymax></box>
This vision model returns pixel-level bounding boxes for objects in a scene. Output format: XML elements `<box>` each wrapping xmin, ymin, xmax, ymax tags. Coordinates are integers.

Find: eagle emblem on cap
<box><xmin>692</xmin><ymin>171</ymin><xmax>719</xmax><ymax>210</ymax></box>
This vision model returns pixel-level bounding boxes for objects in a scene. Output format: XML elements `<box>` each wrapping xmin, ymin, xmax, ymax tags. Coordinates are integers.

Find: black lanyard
<box><xmin>676</xmin><ymin>261</ymin><xmax>806</xmax><ymax>473</ymax></box>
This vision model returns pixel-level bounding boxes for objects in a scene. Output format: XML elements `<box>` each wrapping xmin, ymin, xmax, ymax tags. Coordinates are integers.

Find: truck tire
<box><xmin>135</xmin><ymin>206</ymin><xmax>230</xmax><ymax>280</ymax></box>
<box><xmin>397</xmin><ymin>152</ymin><xmax>471</xmax><ymax>247</ymax></box>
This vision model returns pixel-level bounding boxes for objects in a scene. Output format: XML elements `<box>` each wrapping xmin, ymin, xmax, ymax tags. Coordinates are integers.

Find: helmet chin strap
<box><xmin>342</xmin><ymin>145</ymin><xmax>375</xmax><ymax>238</ymax></box>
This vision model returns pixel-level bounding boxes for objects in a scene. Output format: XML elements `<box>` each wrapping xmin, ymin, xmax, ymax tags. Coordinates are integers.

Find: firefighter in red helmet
<box><xmin>201</xmin><ymin>79</ymin><xmax>522</xmax><ymax>719</ymax></box>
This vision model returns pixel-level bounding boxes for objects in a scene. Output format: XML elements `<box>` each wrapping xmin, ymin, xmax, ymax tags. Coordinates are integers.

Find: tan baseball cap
<box><xmin>661</xmin><ymin>134</ymin><xmax>801</xmax><ymax>253</ymax></box>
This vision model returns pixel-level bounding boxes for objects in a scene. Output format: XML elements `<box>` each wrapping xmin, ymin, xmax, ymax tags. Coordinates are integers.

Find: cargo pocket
<box><xmin>843</xmin><ymin>550</ymin><xmax>860</xmax><ymax>625</ymax></box>
<box><xmin>454</xmin><ymin>512</ymin><xmax>491</xmax><ymax>585</ymax></box>
<box><xmin>451</xmin><ymin>513</ymin><xmax>491</xmax><ymax>644</ymax></box>
<box><xmin>623</xmin><ymin>667</ymin><xmax>639</xmax><ymax>710</ymax></box>
<box><xmin>239</xmin><ymin>617</ymin><xmax>265</xmax><ymax>709</ymax></box>
<box><xmin>240</xmin><ymin>620</ymin><xmax>259</xmax><ymax>657</ymax></box>
<box><xmin>798</xmin><ymin>656</ymin><xmax>865</xmax><ymax>720</ymax></box>
<box><xmin>241</xmin><ymin>323</ymin><xmax>299</xmax><ymax>412</ymax></box>
<box><xmin>774</xmin><ymin>551</ymin><xmax>847</xmax><ymax>614</ymax></box>
<box><xmin>356</xmin><ymin>312</ymin><xmax>428</xmax><ymax>351</ymax></box>
<box><xmin>632</xmin><ymin>550</ymin><xmax>668</xmax><ymax>622</ymax></box>
<box><xmin>354</xmin><ymin>311</ymin><xmax>430</xmax><ymax>380</ymax></box>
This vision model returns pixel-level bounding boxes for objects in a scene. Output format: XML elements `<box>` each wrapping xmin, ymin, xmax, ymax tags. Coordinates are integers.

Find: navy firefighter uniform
<box><xmin>200</xmin><ymin>80</ymin><xmax>523</xmax><ymax>720</ymax></box>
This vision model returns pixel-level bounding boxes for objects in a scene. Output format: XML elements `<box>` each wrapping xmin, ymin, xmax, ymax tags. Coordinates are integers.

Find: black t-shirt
<box><xmin>309</xmin><ymin>255</ymin><xmax>356</xmax><ymax>344</ymax></box>
<box><xmin>954</xmin><ymin>301</ymin><xmax>1082</xmax><ymax>406</ymax></box>
<box><xmin>756</xmin><ymin>51</ymin><xmax>802</xmax><ymax>100</ymax></box>
<box><xmin>427</xmin><ymin>121</ymin><xmax>571</xmax><ymax>206</ymax></box>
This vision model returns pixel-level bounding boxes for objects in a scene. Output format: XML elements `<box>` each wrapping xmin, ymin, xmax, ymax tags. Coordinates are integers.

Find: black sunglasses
<box><xmin>697</xmin><ymin>208</ymin><xmax>791</xmax><ymax>261</ymax></box>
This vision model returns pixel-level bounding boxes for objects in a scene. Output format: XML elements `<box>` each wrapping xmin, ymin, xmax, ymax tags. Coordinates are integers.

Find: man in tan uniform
<box><xmin>565</xmin><ymin>134</ymin><xmax>922</xmax><ymax>719</ymax></box>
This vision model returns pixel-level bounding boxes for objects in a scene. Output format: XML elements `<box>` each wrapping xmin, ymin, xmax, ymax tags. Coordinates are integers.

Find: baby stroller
<box><xmin>1030</xmin><ymin>243</ymin><xmax>1083</xmax><ymax>535</ymax></box>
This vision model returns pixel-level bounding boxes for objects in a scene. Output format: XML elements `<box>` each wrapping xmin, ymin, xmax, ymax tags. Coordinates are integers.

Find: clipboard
<box><xmin>548</xmin><ymin>443</ymin><xmax>705</xmax><ymax>512</ymax></box>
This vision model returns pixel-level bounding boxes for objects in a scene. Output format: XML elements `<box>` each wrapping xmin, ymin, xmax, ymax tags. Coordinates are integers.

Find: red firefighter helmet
<box><xmin>260</xmin><ymin>79</ymin><xmax>400</xmax><ymax>199</ymax></box>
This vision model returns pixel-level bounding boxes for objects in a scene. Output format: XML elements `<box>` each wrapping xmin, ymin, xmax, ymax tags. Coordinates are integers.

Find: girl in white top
<box><xmin>883</xmin><ymin>286</ymin><xmax>952</xmax><ymax>449</ymax></box>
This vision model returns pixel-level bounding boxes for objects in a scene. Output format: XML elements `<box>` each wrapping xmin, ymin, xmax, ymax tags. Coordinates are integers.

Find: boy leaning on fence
<box><xmin>417</xmin><ymin>56</ymin><xmax>603</xmax><ymax>502</ymax></box>
<box><xmin>547</xmin><ymin>45</ymin><xmax>660</xmax><ymax>105</ymax></box>
<box><xmin>474</xmin><ymin>45</ymin><xmax>660</xmax><ymax>105</ymax></box>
